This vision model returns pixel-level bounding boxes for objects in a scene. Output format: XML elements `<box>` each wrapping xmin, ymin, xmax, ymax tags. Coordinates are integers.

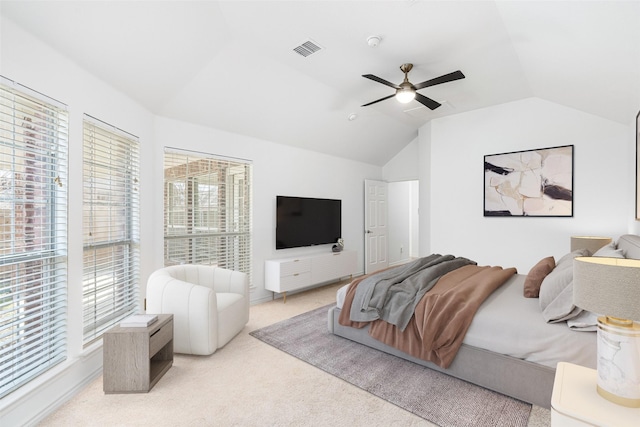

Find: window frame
<box><xmin>163</xmin><ymin>148</ymin><xmax>252</xmax><ymax>285</ymax></box>
<box><xmin>0</xmin><ymin>76</ymin><xmax>68</xmax><ymax>399</ymax></box>
<box><xmin>81</xmin><ymin>115</ymin><xmax>140</xmax><ymax>346</ymax></box>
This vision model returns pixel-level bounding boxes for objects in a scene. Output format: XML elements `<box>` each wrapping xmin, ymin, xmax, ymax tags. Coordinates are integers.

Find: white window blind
<box><xmin>164</xmin><ymin>149</ymin><xmax>252</xmax><ymax>284</ymax></box>
<box><xmin>82</xmin><ymin>116</ymin><xmax>139</xmax><ymax>346</ymax></box>
<box><xmin>0</xmin><ymin>78</ymin><xmax>68</xmax><ymax>399</ymax></box>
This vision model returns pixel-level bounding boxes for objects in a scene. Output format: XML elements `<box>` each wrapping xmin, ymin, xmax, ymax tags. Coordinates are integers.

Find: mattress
<box><xmin>336</xmin><ymin>273</ymin><xmax>597</xmax><ymax>370</ymax></box>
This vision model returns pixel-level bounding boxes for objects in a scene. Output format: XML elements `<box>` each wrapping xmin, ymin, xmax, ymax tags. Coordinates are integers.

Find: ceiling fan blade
<box><xmin>413</xmin><ymin>70</ymin><xmax>465</xmax><ymax>90</ymax></box>
<box><xmin>362</xmin><ymin>74</ymin><xmax>401</xmax><ymax>89</ymax></box>
<box><xmin>361</xmin><ymin>94</ymin><xmax>396</xmax><ymax>107</ymax></box>
<box><xmin>415</xmin><ymin>93</ymin><xmax>441</xmax><ymax>110</ymax></box>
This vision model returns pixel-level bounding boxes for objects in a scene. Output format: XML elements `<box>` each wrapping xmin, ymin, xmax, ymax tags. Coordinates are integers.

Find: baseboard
<box><xmin>0</xmin><ymin>343</ymin><xmax>103</xmax><ymax>426</ymax></box>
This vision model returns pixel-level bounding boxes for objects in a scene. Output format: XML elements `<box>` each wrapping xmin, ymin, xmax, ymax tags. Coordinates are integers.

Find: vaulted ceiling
<box><xmin>2</xmin><ymin>1</ymin><xmax>639</xmax><ymax>166</ymax></box>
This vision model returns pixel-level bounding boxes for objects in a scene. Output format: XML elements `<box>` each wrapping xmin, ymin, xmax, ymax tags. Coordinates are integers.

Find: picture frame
<box><xmin>636</xmin><ymin>110</ymin><xmax>640</xmax><ymax>220</ymax></box>
<box><xmin>484</xmin><ymin>145</ymin><xmax>574</xmax><ymax>217</ymax></box>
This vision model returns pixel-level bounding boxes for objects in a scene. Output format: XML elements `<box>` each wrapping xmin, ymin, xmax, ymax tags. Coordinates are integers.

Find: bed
<box><xmin>327</xmin><ymin>234</ymin><xmax>640</xmax><ymax>409</ymax></box>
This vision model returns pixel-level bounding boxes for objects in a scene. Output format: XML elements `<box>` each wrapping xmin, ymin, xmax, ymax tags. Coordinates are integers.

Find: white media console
<box><xmin>265</xmin><ymin>250</ymin><xmax>357</xmax><ymax>302</ymax></box>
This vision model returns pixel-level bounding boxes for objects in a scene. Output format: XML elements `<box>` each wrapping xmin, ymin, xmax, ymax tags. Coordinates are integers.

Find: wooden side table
<box><xmin>103</xmin><ymin>314</ymin><xmax>173</xmax><ymax>393</ymax></box>
<box><xmin>551</xmin><ymin>362</ymin><xmax>639</xmax><ymax>426</ymax></box>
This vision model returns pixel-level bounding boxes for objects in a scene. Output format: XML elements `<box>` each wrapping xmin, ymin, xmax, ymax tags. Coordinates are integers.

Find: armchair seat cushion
<box><xmin>146</xmin><ymin>265</ymin><xmax>249</xmax><ymax>355</ymax></box>
<box><xmin>217</xmin><ymin>293</ymin><xmax>248</xmax><ymax>348</ymax></box>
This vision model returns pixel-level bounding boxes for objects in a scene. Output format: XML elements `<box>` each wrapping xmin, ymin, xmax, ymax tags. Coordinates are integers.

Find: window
<box><xmin>82</xmin><ymin>116</ymin><xmax>139</xmax><ymax>345</ymax></box>
<box><xmin>0</xmin><ymin>77</ymin><xmax>68</xmax><ymax>398</ymax></box>
<box><xmin>163</xmin><ymin>149</ymin><xmax>252</xmax><ymax>284</ymax></box>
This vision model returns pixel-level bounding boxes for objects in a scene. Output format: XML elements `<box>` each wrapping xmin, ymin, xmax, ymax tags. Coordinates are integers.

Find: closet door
<box><xmin>364</xmin><ymin>180</ymin><xmax>388</xmax><ymax>274</ymax></box>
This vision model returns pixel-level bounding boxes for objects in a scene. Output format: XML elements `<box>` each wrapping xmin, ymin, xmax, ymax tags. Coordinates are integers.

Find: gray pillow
<box><xmin>539</xmin><ymin>248</ymin><xmax>590</xmax><ymax>323</ymax></box>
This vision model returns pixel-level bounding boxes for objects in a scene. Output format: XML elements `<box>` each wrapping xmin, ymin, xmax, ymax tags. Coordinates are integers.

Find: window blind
<box><xmin>163</xmin><ymin>149</ymin><xmax>252</xmax><ymax>284</ymax></box>
<box><xmin>0</xmin><ymin>78</ymin><xmax>68</xmax><ymax>399</ymax></box>
<box><xmin>82</xmin><ymin>116</ymin><xmax>139</xmax><ymax>346</ymax></box>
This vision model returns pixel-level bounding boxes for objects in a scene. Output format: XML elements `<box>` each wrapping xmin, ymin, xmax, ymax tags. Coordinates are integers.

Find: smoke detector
<box><xmin>367</xmin><ymin>36</ymin><xmax>381</xmax><ymax>48</ymax></box>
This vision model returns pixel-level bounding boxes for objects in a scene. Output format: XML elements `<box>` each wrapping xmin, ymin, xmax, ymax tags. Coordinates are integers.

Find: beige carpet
<box><xmin>40</xmin><ymin>281</ymin><xmax>551</xmax><ymax>426</ymax></box>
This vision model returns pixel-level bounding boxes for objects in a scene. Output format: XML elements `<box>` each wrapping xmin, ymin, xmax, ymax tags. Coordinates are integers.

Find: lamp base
<box><xmin>597</xmin><ymin>385</ymin><xmax>640</xmax><ymax>408</ymax></box>
<box><xmin>596</xmin><ymin>317</ymin><xmax>640</xmax><ymax>408</ymax></box>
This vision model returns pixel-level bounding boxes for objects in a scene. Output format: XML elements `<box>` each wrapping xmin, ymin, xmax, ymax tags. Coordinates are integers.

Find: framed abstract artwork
<box><xmin>636</xmin><ymin>110</ymin><xmax>640</xmax><ymax>220</ymax></box>
<box><xmin>484</xmin><ymin>145</ymin><xmax>574</xmax><ymax>217</ymax></box>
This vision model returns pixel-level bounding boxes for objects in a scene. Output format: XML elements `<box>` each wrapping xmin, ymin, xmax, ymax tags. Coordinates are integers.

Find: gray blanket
<box><xmin>349</xmin><ymin>254</ymin><xmax>476</xmax><ymax>331</ymax></box>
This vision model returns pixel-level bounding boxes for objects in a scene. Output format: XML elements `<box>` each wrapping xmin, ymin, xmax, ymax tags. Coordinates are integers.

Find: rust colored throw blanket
<box><xmin>339</xmin><ymin>264</ymin><xmax>517</xmax><ymax>368</ymax></box>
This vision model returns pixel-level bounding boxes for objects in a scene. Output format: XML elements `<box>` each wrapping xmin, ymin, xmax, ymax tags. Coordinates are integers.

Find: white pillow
<box><xmin>539</xmin><ymin>248</ymin><xmax>590</xmax><ymax>323</ymax></box>
<box><xmin>592</xmin><ymin>242</ymin><xmax>625</xmax><ymax>258</ymax></box>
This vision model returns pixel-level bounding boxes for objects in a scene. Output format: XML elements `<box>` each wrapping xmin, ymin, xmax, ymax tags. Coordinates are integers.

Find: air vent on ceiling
<box><xmin>293</xmin><ymin>39</ymin><xmax>322</xmax><ymax>57</ymax></box>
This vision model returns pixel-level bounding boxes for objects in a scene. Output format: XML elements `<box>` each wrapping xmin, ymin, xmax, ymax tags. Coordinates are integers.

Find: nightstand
<box><xmin>551</xmin><ymin>362</ymin><xmax>639</xmax><ymax>426</ymax></box>
<box><xmin>103</xmin><ymin>314</ymin><xmax>173</xmax><ymax>393</ymax></box>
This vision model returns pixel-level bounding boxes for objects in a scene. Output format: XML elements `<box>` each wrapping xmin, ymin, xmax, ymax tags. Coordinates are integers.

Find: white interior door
<box><xmin>364</xmin><ymin>179</ymin><xmax>388</xmax><ymax>274</ymax></box>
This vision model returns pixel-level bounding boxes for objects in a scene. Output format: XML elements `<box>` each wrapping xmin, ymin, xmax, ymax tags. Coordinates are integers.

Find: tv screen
<box><xmin>276</xmin><ymin>196</ymin><xmax>341</xmax><ymax>249</ymax></box>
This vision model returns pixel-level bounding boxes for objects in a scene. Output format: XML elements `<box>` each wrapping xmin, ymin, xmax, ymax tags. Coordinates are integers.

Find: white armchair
<box><xmin>146</xmin><ymin>265</ymin><xmax>249</xmax><ymax>355</ymax></box>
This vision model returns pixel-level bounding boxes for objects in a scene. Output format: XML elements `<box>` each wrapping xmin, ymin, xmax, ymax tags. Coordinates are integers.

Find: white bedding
<box><xmin>336</xmin><ymin>273</ymin><xmax>596</xmax><ymax>369</ymax></box>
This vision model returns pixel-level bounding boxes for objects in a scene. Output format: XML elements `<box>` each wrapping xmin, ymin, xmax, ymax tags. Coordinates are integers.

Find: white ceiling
<box><xmin>2</xmin><ymin>1</ymin><xmax>639</xmax><ymax>166</ymax></box>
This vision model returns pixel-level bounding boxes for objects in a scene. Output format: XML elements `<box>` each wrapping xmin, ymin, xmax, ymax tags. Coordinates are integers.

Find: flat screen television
<box><xmin>276</xmin><ymin>196</ymin><xmax>341</xmax><ymax>250</ymax></box>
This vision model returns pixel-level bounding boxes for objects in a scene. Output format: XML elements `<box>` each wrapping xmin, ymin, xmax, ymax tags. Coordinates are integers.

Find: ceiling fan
<box><xmin>361</xmin><ymin>63</ymin><xmax>465</xmax><ymax>110</ymax></box>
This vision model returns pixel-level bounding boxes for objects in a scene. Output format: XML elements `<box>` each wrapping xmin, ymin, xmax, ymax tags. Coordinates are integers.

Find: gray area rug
<box><xmin>250</xmin><ymin>305</ymin><xmax>532</xmax><ymax>427</ymax></box>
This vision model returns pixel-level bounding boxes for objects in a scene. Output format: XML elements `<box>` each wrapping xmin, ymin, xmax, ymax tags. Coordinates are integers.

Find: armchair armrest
<box><xmin>146</xmin><ymin>273</ymin><xmax>218</xmax><ymax>355</ymax></box>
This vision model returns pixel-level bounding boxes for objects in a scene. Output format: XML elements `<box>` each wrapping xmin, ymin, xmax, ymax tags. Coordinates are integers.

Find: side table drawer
<box><xmin>150</xmin><ymin>320</ymin><xmax>173</xmax><ymax>356</ymax></box>
<box><xmin>280</xmin><ymin>271</ymin><xmax>311</xmax><ymax>292</ymax></box>
<box><xmin>280</xmin><ymin>258</ymin><xmax>311</xmax><ymax>276</ymax></box>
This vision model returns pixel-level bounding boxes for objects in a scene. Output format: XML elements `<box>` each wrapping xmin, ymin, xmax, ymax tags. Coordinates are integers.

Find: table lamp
<box><xmin>573</xmin><ymin>256</ymin><xmax>640</xmax><ymax>407</ymax></box>
<box><xmin>570</xmin><ymin>236</ymin><xmax>612</xmax><ymax>253</ymax></box>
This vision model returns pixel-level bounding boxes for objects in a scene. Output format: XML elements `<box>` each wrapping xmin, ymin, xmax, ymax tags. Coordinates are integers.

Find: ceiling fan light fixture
<box><xmin>395</xmin><ymin>87</ymin><xmax>415</xmax><ymax>103</ymax></box>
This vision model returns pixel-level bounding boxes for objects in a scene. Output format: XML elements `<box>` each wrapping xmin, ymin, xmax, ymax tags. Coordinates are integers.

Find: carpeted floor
<box><xmin>39</xmin><ymin>281</ymin><xmax>550</xmax><ymax>426</ymax></box>
<box><xmin>251</xmin><ymin>305</ymin><xmax>532</xmax><ymax>427</ymax></box>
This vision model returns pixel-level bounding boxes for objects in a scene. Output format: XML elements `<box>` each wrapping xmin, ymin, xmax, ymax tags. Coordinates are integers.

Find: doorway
<box><xmin>364</xmin><ymin>179</ymin><xmax>419</xmax><ymax>274</ymax></box>
<box><xmin>388</xmin><ymin>180</ymin><xmax>419</xmax><ymax>266</ymax></box>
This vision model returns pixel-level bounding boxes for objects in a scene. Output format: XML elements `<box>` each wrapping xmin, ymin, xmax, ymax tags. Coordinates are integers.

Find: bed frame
<box><xmin>327</xmin><ymin>234</ymin><xmax>640</xmax><ymax>409</ymax></box>
<box><xmin>328</xmin><ymin>306</ymin><xmax>555</xmax><ymax>408</ymax></box>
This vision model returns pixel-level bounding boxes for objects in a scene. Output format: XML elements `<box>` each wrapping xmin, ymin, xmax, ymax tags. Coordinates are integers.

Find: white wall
<box><xmin>0</xmin><ymin>16</ymin><xmax>156</xmax><ymax>426</ymax></box>
<box><xmin>409</xmin><ymin>180</ymin><xmax>420</xmax><ymax>257</ymax></box>
<box><xmin>386</xmin><ymin>181</ymin><xmax>420</xmax><ymax>265</ymax></box>
<box><xmin>418</xmin><ymin>122</ymin><xmax>433</xmax><ymax>256</ymax></box>
<box><xmin>153</xmin><ymin>117</ymin><xmax>381</xmax><ymax>303</ymax></box>
<box><xmin>384</xmin><ymin>140</ymin><xmax>420</xmax><ymax>265</ymax></box>
<box><xmin>383</xmin><ymin>137</ymin><xmax>419</xmax><ymax>181</ymax></box>
<box><xmin>425</xmin><ymin>97</ymin><xmax>631</xmax><ymax>273</ymax></box>
<box><xmin>387</xmin><ymin>181</ymin><xmax>411</xmax><ymax>265</ymax></box>
<box><xmin>0</xmin><ymin>15</ymin><xmax>383</xmax><ymax>426</ymax></box>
